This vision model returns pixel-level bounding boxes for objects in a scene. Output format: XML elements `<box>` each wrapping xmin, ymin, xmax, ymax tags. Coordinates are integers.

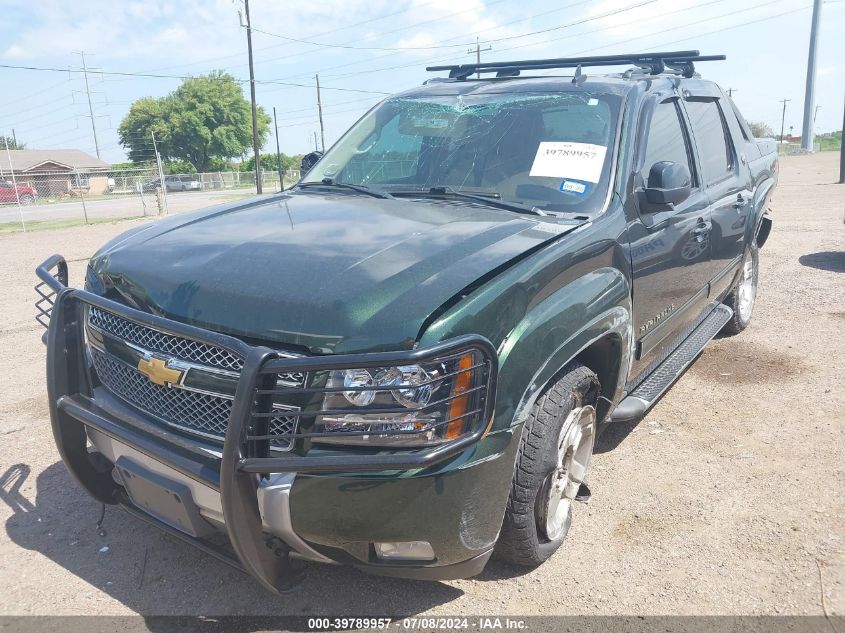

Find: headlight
<box><xmin>314</xmin><ymin>350</ymin><xmax>489</xmax><ymax>447</ymax></box>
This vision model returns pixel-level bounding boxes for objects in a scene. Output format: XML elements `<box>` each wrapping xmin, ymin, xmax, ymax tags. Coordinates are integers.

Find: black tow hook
<box><xmin>265</xmin><ymin>537</ymin><xmax>307</xmax><ymax>592</ymax></box>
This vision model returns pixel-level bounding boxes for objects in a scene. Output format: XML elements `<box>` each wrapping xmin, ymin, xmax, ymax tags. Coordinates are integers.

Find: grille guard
<box><xmin>36</xmin><ymin>254</ymin><xmax>498</xmax><ymax>593</ymax></box>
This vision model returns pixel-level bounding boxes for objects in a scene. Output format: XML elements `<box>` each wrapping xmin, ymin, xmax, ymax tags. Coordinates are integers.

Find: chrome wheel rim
<box><xmin>737</xmin><ymin>252</ymin><xmax>757</xmax><ymax>322</ymax></box>
<box><xmin>540</xmin><ymin>405</ymin><xmax>596</xmax><ymax>542</ymax></box>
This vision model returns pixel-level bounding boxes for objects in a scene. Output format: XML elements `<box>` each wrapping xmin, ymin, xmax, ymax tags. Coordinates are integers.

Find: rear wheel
<box><xmin>722</xmin><ymin>244</ymin><xmax>758</xmax><ymax>335</ymax></box>
<box><xmin>495</xmin><ymin>363</ymin><xmax>599</xmax><ymax>566</ymax></box>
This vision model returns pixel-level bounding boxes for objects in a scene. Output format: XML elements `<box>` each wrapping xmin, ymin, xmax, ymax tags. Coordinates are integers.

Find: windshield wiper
<box><xmin>297</xmin><ymin>179</ymin><xmax>394</xmax><ymax>199</ymax></box>
<box><xmin>393</xmin><ymin>186</ymin><xmax>545</xmax><ymax>216</ymax></box>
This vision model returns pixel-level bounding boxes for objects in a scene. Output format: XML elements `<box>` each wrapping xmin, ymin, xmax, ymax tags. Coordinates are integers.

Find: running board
<box><xmin>611</xmin><ymin>304</ymin><xmax>733</xmax><ymax>424</ymax></box>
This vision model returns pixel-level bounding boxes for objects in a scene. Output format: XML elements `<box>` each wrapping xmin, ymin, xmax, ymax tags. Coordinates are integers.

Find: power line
<box><xmin>0</xmin><ymin>104</ymin><xmax>77</xmax><ymax>128</ymax></box>
<box><xmin>504</xmin><ymin>0</ymin><xmax>789</xmax><ymax>58</ymax></box>
<box><xmin>225</xmin><ymin>0</ymin><xmax>511</xmax><ymax>70</ymax></box>
<box><xmin>1</xmin><ymin>77</ymin><xmax>72</xmax><ymax>108</ymax></box>
<box><xmin>0</xmin><ymin>94</ymin><xmax>73</xmax><ymax>124</ymax></box>
<box><xmin>266</xmin><ymin>0</ymin><xmax>657</xmax><ymax>83</ymax></box>
<box><xmin>603</xmin><ymin>3</ymin><xmax>811</xmax><ymax>55</ymax></box>
<box><xmin>139</xmin><ymin>0</ymin><xmax>493</xmax><ymax>74</ymax></box>
<box><xmin>320</xmin><ymin>0</ymin><xmax>726</xmax><ymax>81</ymax></box>
<box><xmin>247</xmin><ymin>24</ymin><xmax>477</xmax><ymax>51</ymax></box>
<box><xmin>0</xmin><ymin>63</ymin><xmax>393</xmax><ymax>95</ymax></box>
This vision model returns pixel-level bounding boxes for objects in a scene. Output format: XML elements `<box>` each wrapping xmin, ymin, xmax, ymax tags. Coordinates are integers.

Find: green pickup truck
<box><xmin>36</xmin><ymin>51</ymin><xmax>776</xmax><ymax>592</ymax></box>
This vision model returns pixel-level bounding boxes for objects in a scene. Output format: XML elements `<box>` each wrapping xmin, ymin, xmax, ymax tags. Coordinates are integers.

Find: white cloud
<box><xmin>2</xmin><ymin>44</ymin><xmax>26</xmax><ymax>59</ymax></box>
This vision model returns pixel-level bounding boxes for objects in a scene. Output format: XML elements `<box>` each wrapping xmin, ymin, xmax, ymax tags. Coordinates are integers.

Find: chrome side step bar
<box><xmin>611</xmin><ymin>304</ymin><xmax>733</xmax><ymax>424</ymax></box>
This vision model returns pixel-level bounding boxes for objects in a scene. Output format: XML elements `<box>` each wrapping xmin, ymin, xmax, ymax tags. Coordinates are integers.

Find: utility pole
<box><xmin>779</xmin><ymin>99</ymin><xmax>791</xmax><ymax>143</ymax></box>
<box><xmin>151</xmin><ymin>131</ymin><xmax>168</xmax><ymax>215</ymax></box>
<box><xmin>839</xmin><ymin>92</ymin><xmax>844</xmax><ymax>184</ymax></box>
<box><xmin>11</xmin><ymin>128</ymin><xmax>16</xmax><ymax>147</ymax></box>
<box><xmin>801</xmin><ymin>0</ymin><xmax>823</xmax><ymax>152</ymax></box>
<box><xmin>243</xmin><ymin>0</ymin><xmax>262</xmax><ymax>193</ymax></box>
<box><xmin>315</xmin><ymin>74</ymin><xmax>326</xmax><ymax>153</ymax></box>
<box><xmin>467</xmin><ymin>37</ymin><xmax>492</xmax><ymax>79</ymax></box>
<box><xmin>3</xmin><ymin>135</ymin><xmax>25</xmax><ymax>231</ymax></box>
<box><xmin>77</xmin><ymin>51</ymin><xmax>101</xmax><ymax>159</ymax></box>
<box><xmin>727</xmin><ymin>88</ymin><xmax>737</xmax><ymax>98</ymax></box>
<box><xmin>76</xmin><ymin>168</ymin><xmax>89</xmax><ymax>225</ymax></box>
<box><xmin>273</xmin><ymin>106</ymin><xmax>283</xmax><ymax>191</ymax></box>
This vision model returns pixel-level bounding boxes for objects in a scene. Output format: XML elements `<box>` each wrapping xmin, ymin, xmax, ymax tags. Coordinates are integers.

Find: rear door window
<box><xmin>684</xmin><ymin>100</ymin><xmax>734</xmax><ymax>185</ymax></box>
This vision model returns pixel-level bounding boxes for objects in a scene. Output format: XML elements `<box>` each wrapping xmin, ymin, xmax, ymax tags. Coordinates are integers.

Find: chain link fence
<box><xmin>0</xmin><ymin>168</ymin><xmax>302</xmax><ymax>229</ymax></box>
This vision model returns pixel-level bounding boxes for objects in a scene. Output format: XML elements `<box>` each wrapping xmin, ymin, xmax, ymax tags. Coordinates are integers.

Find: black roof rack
<box><xmin>427</xmin><ymin>50</ymin><xmax>726</xmax><ymax>80</ymax></box>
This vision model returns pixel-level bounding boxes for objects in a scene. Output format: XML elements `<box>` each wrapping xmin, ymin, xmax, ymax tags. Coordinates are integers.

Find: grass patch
<box><xmin>0</xmin><ymin>215</ymin><xmax>148</xmax><ymax>235</ymax></box>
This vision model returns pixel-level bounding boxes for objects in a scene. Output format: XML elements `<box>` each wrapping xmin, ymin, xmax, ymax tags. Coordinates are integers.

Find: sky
<box><xmin>0</xmin><ymin>0</ymin><xmax>843</xmax><ymax>165</ymax></box>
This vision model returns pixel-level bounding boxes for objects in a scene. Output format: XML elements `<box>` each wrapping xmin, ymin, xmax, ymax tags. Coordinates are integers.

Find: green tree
<box><xmin>163</xmin><ymin>160</ymin><xmax>197</xmax><ymax>175</ymax></box>
<box><xmin>2</xmin><ymin>136</ymin><xmax>25</xmax><ymax>149</ymax></box>
<box><xmin>118</xmin><ymin>71</ymin><xmax>270</xmax><ymax>172</ymax></box>
<box><xmin>240</xmin><ymin>153</ymin><xmax>303</xmax><ymax>172</ymax></box>
<box><xmin>748</xmin><ymin>121</ymin><xmax>774</xmax><ymax>139</ymax></box>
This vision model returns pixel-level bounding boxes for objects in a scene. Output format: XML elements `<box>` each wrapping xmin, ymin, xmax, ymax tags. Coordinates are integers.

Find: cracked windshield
<box><xmin>302</xmin><ymin>91</ymin><xmax>622</xmax><ymax>215</ymax></box>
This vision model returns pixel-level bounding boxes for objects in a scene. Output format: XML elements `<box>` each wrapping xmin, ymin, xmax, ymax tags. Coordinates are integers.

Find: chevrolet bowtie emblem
<box><xmin>137</xmin><ymin>356</ymin><xmax>184</xmax><ymax>387</ymax></box>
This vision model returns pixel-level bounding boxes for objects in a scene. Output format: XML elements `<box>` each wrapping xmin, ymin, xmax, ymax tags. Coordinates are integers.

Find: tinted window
<box><xmin>641</xmin><ymin>100</ymin><xmax>693</xmax><ymax>185</ymax></box>
<box><xmin>685</xmin><ymin>100</ymin><xmax>733</xmax><ymax>184</ymax></box>
<box><xmin>727</xmin><ymin>98</ymin><xmax>753</xmax><ymax>140</ymax></box>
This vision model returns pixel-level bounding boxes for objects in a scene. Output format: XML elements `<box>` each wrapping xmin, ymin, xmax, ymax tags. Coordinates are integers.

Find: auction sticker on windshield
<box><xmin>529</xmin><ymin>141</ymin><xmax>607</xmax><ymax>183</ymax></box>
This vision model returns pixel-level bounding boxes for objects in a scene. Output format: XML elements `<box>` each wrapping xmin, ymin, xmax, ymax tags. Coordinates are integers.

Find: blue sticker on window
<box><xmin>560</xmin><ymin>179</ymin><xmax>589</xmax><ymax>195</ymax></box>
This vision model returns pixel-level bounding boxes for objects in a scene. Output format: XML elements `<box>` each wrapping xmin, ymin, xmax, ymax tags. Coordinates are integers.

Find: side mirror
<box><xmin>645</xmin><ymin>161</ymin><xmax>691</xmax><ymax>205</ymax></box>
<box><xmin>300</xmin><ymin>151</ymin><xmax>323</xmax><ymax>174</ymax></box>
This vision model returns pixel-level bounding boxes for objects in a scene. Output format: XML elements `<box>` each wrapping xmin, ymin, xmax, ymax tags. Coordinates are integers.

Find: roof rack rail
<box><xmin>426</xmin><ymin>50</ymin><xmax>726</xmax><ymax>80</ymax></box>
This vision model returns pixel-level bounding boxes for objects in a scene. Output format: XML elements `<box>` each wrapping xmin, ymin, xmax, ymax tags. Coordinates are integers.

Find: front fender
<box><xmin>496</xmin><ymin>268</ymin><xmax>632</xmax><ymax>433</ymax></box>
<box><xmin>422</xmin><ymin>266</ymin><xmax>633</xmax><ymax>435</ymax></box>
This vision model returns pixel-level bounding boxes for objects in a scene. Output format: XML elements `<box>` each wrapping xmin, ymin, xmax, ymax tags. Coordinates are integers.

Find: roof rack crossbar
<box><xmin>427</xmin><ymin>51</ymin><xmax>725</xmax><ymax>80</ymax></box>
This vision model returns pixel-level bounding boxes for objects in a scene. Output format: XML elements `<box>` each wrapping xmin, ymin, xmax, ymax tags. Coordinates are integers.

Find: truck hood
<box><xmin>89</xmin><ymin>191</ymin><xmax>581</xmax><ymax>353</ymax></box>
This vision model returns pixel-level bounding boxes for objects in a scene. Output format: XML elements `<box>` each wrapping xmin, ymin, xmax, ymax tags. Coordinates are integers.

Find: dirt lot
<box><xmin>0</xmin><ymin>153</ymin><xmax>842</xmax><ymax>618</ymax></box>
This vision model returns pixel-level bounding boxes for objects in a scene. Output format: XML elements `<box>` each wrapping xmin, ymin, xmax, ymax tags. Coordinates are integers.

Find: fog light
<box><xmin>374</xmin><ymin>541</ymin><xmax>435</xmax><ymax>561</ymax></box>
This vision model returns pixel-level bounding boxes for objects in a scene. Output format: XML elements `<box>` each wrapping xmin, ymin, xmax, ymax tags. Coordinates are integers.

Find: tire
<box><xmin>19</xmin><ymin>194</ymin><xmax>34</xmax><ymax>205</ymax></box>
<box><xmin>722</xmin><ymin>243</ymin><xmax>759</xmax><ymax>335</ymax></box>
<box><xmin>495</xmin><ymin>362</ymin><xmax>600</xmax><ymax>567</ymax></box>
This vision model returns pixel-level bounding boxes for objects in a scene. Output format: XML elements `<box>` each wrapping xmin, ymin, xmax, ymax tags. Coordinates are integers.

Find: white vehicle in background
<box><xmin>178</xmin><ymin>175</ymin><xmax>203</xmax><ymax>191</ymax></box>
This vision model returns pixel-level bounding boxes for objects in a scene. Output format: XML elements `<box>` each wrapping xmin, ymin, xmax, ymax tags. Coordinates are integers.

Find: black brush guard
<box><xmin>36</xmin><ymin>255</ymin><xmax>498</xmax><ymax>593</ymax></box>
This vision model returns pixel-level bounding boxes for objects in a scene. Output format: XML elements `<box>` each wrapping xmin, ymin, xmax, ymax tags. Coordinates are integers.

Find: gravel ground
<box><xmin>0</xmin><ymin>153</ymin><xmax>842</xmax><ymax>618</ymax></box>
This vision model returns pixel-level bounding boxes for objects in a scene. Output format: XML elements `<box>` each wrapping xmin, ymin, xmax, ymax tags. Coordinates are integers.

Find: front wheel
<box><xmin>19</xmin><ymin>193</ymin><xmax>34</xmax><ymax>205</ymax></box>
<box><xmin>722</xmin><ymin>244</ymin><xmax>759</xmax><ymax>335</ymax></box>
<box><xmin>495</xmin><ymin>363</ymin><xmax>600</xmax><ymax>567</ymax></box>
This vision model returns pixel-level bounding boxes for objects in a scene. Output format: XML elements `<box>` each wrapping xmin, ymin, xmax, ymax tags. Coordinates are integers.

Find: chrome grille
<box><xmin>90</xmin><ymin>347</ymin><xmax>297</xmax><ymax>450</ymax></box>
<box><xmin>89</xmin><ymin>305</ymin><xmax>243</xmax><ymax>371</ymax></box>
<box><xmin>88</xmin><ymin>305</ymin><xmax>306</xmax><ymax>385</ymax></box>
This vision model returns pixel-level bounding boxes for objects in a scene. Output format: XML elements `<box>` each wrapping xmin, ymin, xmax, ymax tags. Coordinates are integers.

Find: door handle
<box><xmin>692</xmin><ymin>219</ymin><xmax>711</xmax><ymax>242</ymax></box>
<box><xmin>692</xmin><ymin>219</ymin><xmax>711</xmax><ymax>235</ymax></box>
<box><xmin>734</xmin><ymin>194</ymin><xmax>749</xmax><ymax>209</ymax></box>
